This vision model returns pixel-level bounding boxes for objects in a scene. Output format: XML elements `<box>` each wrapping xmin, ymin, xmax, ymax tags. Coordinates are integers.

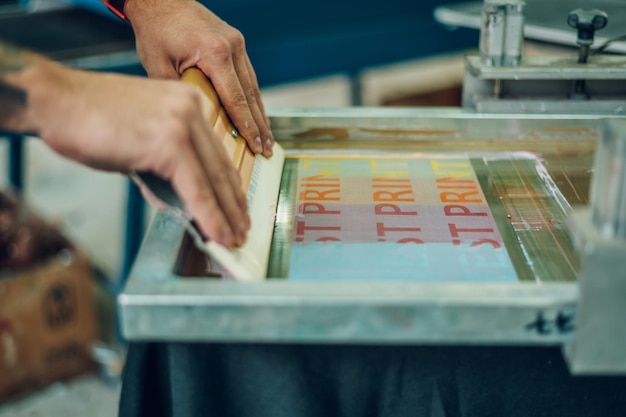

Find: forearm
<box><xmin>125</xmin><ymin>0</ymin><xmax>182</xmax><ymax>22</ymax></box>
<box><xmin>103</xmin><ymin>0</ymin><xmax>191</xmax><ymax>24</ymax></box>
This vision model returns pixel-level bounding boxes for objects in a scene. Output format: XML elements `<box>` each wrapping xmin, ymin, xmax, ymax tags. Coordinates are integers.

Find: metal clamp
<box><xmin>479</xmin><ymin>0</ymin><xmax>526</xmax><ymax>67</ymax></box>
<box><xmin>566</xmin><ymin>119</ymin><xmax>626</xmax><ymax>375</ymax></box>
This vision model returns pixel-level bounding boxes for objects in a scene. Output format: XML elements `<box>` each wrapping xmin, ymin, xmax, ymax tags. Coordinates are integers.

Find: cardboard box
<box><xmin>0</xmin><ymin>193</ymin><xmax>98</xmax><ymax>402</ymax></box>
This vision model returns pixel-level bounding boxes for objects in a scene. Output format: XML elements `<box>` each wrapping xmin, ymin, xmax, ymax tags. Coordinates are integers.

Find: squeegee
<box><xmin>134</xmin><ymin>68</ymin><xmax>284</xmax><ymax>281</ymax></box>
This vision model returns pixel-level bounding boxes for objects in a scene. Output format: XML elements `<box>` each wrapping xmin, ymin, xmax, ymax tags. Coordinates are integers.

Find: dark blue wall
<box><xmin>204</xmin><ymin>0</ymin><xmax>476</xmax><ymax>86</ymax></box>
<box><xmin>69</xmin><ymin>0</ymin><xmax>477</xmax><ymax>87</ymax></box>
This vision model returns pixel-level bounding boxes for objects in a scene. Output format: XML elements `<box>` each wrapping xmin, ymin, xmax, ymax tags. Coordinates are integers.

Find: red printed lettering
<box><xmin>440</xmin><ymin>190</ymin><xmax>481</xmax><ymax>203</ymax></box>
<box><xmin>373</xmin><ymin>190</ymin><xmax>414</xmax><ymax>202</ymax></box>
<box><xmin>470</xmin><ymin>239</ymin><xmax>502</xmax><ymax>248</ymax></box>
<box><xmin>448</xmin><ymin>223</ymin><xmax>494</xmax><ymax>237</ymax></box>
<box><xmin>299</xmin><ymin>189</ymin><xmax>340</xmax><ymax>201</ymax></box>
<box><xmin>300</xmin><ymin>203</ymin><xmax>341</xmax><ymax>215</ymax></box>
<box><xmin>295</xmin><ymin>220</ymin><xmax>341</xmax><ymax>242</ymax></box>
<box><xmin>444</xmin><ymin>205</ymin><xmax>488</xmax><ymax>217</ymax></box>
<box><xmin>377</xmin><ymin>222</ymin><xmax>421</xmax><ymax>239</ymax></box>
<box><xmin>375</xmin><ymin>204</ymin><xmax>418</xmax><ymax>216</ymax></box>
<box><xmin>317</xmin><ymin>237</ymin><xmax>341</xmax><ymax>242</ymax></box>
<box><xmin>397</xmin><ymin>238</ymin><xmax>424</xmax><ymax>244</ymax></box>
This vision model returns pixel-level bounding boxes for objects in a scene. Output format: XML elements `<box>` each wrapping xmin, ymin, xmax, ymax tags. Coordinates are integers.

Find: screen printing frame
<box><xmin>119</xmin><ymin>108</ymin><xmax>609</xmax><ymax>345</ymax></box>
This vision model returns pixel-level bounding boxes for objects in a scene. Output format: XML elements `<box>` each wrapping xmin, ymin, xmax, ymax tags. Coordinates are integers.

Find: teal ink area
<box><xmin>288</xmin><ymin>242</ymin><xmax>518</xmax><ymax>282</ymax></box>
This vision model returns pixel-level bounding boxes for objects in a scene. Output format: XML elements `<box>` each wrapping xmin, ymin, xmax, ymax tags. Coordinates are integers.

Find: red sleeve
<box><xmin>102</xmin><ymin>0</ymin><xmax>129</xmax><ymax>21</ymax></box>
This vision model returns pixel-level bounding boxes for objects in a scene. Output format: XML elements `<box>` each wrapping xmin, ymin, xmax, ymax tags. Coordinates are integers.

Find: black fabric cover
<box><xmin>119</xmin><ymin>343</ymin><xmax>626</xmax><ymax>417</ymax></box>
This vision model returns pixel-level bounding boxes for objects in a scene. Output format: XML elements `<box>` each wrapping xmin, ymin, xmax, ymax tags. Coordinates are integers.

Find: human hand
<box><xmin>125</xmin><ymin>0</ymin><xmax>274</xmax><ymax>158</ymax></box>
<box><xmin>16</xmin><ymin>58</ymin><xmax>249</xmax><ymax>248</ymax></box>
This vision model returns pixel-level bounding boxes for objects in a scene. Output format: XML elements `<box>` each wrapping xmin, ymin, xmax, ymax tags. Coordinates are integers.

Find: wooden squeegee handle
<box><xmin>180</xmin><ymin>68</ymin><xmax>256</xmax><ymax>191</ymax></box>
<box><xmin>180</xmin><ymin>68</ymin><xmax>223</xmax><ymax>126</ymax></box>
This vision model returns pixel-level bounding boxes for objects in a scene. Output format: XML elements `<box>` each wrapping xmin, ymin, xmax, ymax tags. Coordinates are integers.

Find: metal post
<box><xmin>566</xmin><ymin>119</ymin><xmax>626</xmax><ymax>374</ymax></box>
<box><xmin>119</xmin><ymin>178</ymin><xmax>145</xmax><ymax>285</ymax></box>
<box><xmin>349</xmin><ymin>70</ymin><xmax>363</xmax><ymax>106</ymax></box>
<box><xmin>7</xmin><ymin>133</ymin><xmax>24</xmax><ymax>192</ymax></box>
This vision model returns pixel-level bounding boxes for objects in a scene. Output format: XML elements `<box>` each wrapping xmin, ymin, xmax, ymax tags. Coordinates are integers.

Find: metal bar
<box><xmin>466</xmin><ymin>55</ymin><xmax>626</xmax><ymax>80</ymax></box>
<box><xmin>349</xmin><ymin>70</ymin><xmax>363</xmax><ymax>106</ymax></box>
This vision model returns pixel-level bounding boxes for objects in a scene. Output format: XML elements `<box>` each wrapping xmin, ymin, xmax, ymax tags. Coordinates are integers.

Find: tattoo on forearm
<box><xmin>0</xmin><ymin>80</ymin><xmax>27</xmax><ymax>125</ymax></box>
<box><xmin>0</xmin><ymin>40</ymin><xmax>30</xmax><ymax>126</ymax></box>
<box><xmin>0</xmin><ymin>41</ymin><xmax>30</xmax><ymax>73</ymax></box>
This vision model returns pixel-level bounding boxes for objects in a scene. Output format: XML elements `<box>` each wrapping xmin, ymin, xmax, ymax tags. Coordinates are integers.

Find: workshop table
<box><xmin>119</xmin><ymin>343</ymin><xmax>626</xmax><ymax>417</ymax></box>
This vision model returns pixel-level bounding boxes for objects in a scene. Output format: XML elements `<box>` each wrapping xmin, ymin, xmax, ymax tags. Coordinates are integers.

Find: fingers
<box><xmin>244</xmin><ymin>54</ymin><xmax>271</xmax><ymax>129</ymax></box>
<box><xmin>169</xmin><ymin>144</ymin><xmax>234</xmax><ymax>245</ymax></box>
<box><xmin>234</xmin><ymin>54</ymin><xmax>274</xmax><ymax>158</ymax></box>
<box><xmin>169</xmin><ymin>139</ymin><xmax>247</xmax><ymax>248</ymax></box>
<box><xmin>188</xmin><ymin>107</ymin><xmax>250</xmax><ymax>242</ymax></box>
<box><xmin>157</xmin><ymin>88</ymin><xmax>249</xmax><ymax>248</ymax></box>
<box><xmin>197</xmin><ymin>35</ymin><xmax>273</xmax><ymax>158</ymax></box>
<box><xmin>131</xmin><ymin>174</ymin><xmax>170</xmax><ymax>212</ymax></box>
<box><xmin>200</xmin><ymin>59</ymin><xmax>260</xmax><ymax>154</ymax></box>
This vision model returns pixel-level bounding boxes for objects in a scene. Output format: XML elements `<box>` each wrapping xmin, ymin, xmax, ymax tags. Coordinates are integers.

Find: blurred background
<box><xmin>0</xmin><ymin>0</ymin><xmax>527</xmax><ymax>414</ymax></box>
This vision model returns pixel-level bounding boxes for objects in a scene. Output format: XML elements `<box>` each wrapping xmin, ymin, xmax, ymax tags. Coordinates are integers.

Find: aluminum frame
<box><xmin>120</xmin><ymin>109</ymin><xmax>609</xmax><ymax>345</ymax></box>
